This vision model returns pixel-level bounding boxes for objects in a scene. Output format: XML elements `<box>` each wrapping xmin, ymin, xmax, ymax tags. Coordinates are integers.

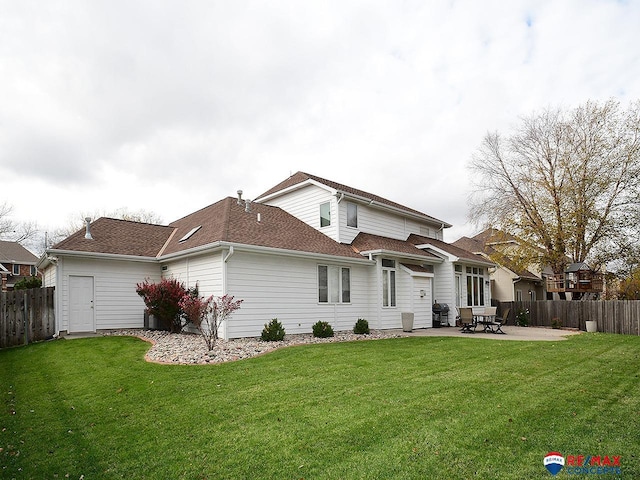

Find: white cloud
<box><xmin>1</xmin><ymin>0</ymin><xmax>639</xmax><ymax>241</ymax></box>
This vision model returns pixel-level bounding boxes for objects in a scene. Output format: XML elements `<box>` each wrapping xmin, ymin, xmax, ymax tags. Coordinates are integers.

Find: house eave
<box><xmin>42</xmin><ymin>249</ymin><xmax>160</xmax><ymax>265</ymax></box>
<box><xmin>416</xmin><ymin>243</ymin><xmax>495</xmax><ymax>267</ymax></box>
<box><xmin>158</xmin><ymin>241</ymin><xmax>375</xmax><ymax>265</ymax></box>
<box><xmin>358</xmin><ymin>249</ymin><xmax>444</xmax><ymax>264</ymax></box>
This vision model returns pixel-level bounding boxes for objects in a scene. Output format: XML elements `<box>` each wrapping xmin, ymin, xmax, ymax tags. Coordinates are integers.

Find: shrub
<box><xmin>551</xmin><ymin>317</ymin><xmax>562</xmax><ymax>329</ymax></box>
<box><xmin>261</xmin><ymin>319</ymin><xmax>285</xmax><ymax>341</ymax></box>
<box><xmin>14</xmin><ymin>276</ymin><xmax>42</xmax><ymax>290</ymax></box>
<box><xmin>515</xmin><ymin>309</ymin><xmax>529</xmax><ymax>327</ymax></box>
<box><xmin>136</xmin><ymin>278</ymin><xmax>188</xmax><ymax>333</ymax></box>
<box><xmin>353</xmin><ymin>318</ymin><xmax>370</xmax><ymax>335</ymax></box>
<box><xmin>180</xmin><ymin>291</ymin><xmax>243</xmax><ymax>350</ymax></box>
<box><xmin>312</xmin><ymin>321</ymin><xmax>334</xmax><ymax>338</ymax></box>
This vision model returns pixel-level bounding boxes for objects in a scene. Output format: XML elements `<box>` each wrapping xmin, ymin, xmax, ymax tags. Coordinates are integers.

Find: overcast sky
<box><xmin>1</xmin><ymin>0</ymin><xmax>639</xmax><ymax>244</ymax></box>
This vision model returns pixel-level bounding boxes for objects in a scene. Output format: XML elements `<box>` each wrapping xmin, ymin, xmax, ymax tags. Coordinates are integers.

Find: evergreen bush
<box><xmin>353</xmin><ymin>318</ymin><xmax>370</xmax><ymax>334</ymax></box>
<box><xmin>312</xmin><ymin>321</ymin><xmax>334</xmax><ymax>338</ymax></box>
<box><xmin>261</xmin><ymin>318</ymin><xmax>286</xmax><ymax>341</ymax></box>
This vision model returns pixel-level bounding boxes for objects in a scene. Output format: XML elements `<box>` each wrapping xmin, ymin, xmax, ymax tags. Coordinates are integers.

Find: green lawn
<box><xmin>1</xmin><ymin>333</ymin><xmax>638</xmax><ymax>479</ymax></box>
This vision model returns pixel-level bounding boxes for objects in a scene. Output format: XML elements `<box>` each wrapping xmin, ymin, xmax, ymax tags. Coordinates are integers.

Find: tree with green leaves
<box><xmin>469</xmin><ymin>99</ymin><xmax>640</xmax><ymax>275</ymax></box>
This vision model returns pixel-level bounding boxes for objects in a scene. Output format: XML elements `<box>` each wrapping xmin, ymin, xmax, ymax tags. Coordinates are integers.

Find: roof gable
<box><xmin>408</xmin><ymin>234</ymin><xmax>494</xmax><ymax>266</ymax></box>
<box><xmin>351</xmin><ymin>232</ymin><xmax>441</xmax><ymax>260</ymax></box>
<box><xmin>256</xmin><ymin>171</ymin><xmax>451</xmax><ymax>227</ymax></box>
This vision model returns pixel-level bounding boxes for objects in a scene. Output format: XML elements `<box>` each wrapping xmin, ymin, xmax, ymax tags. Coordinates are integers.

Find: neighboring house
<box><xmin>453</xmin><ymin>229</ymin><xmax>544</xmax><ymax>302</ymax></box>
<box><xmin>38</xmin><ymin>172</ymin><xmax>493</xmax><ymax>337</ymax></box>
<box><xmin>0</xmin><ymin>240</ymin><xmax>40</xmax><ymax>291</ymax></box>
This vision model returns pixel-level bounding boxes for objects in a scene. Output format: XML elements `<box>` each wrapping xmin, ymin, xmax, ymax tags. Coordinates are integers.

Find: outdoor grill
<box><xmin>432</xmin><ymin>302</ymin><xmax>450</xmax><ymax>328</ymax></box>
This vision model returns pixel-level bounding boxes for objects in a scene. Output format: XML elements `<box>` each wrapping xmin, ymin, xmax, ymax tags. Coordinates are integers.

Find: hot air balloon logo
<box><xmin>544</xmin><ymin>452</ymin><xmax>565</xmax><ymax>476</ymax></box>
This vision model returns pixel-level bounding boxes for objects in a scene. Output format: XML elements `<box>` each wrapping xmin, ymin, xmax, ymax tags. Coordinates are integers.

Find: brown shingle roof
<box><xmin>51</xmin><ymin>200</ymin><xmax>366</xmax><ymax>261</ymax></box>
<box><xmin>0</xmin><ymin>240</ymin><xmax>38</xmax><ymax>264</ymax></box>
<box><xmin>452</xmin><ymin>230</ymin><xmax>540</xmax><ymax>280</ymax></box>
<box><xmin>161</xmin><ymin>197</ymin><xmax>365</xmax><ymax>259</ymax></box>
<box><xmin>256</xmin><ymin>171</ymin><xmax>451</xmax><ymax>227</ymax></box>
<box><xmin>52</xmin><ymin>218</ymin><xmax>175</xmax><ymax>257</ymax></box>
<box><xmin>351</xmin><ymin>232</ymin><xmax>441</xmax><ymax>260</ymax></box>
<box><xmin>407</xmin><ymin>234</ymin><xmax>495</xmax><ymax>266</ymax></box>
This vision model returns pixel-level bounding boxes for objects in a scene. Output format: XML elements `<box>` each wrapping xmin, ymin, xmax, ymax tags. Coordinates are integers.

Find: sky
<box><xmin>1</xmin><ymin>0</ymin><xmax>639</xmax><ymax>247</ymax></box>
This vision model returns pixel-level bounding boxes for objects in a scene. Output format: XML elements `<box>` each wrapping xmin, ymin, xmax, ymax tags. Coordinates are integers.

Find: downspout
<box><xmin>221</xmin><ymin>246</ymin><xmax>235</xmax><ymax>340</ymax></box>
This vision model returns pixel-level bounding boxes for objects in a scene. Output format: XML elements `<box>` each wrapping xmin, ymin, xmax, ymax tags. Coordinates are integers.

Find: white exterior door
<box><xmin>69</xmin><ymin>276</ymin><xmax>95</xmax><ymax>332</ymax></box>
<box><xmin>412</xmin><ymin>277</ymin><xmax>432</xmax><ymax>329</ymax></box>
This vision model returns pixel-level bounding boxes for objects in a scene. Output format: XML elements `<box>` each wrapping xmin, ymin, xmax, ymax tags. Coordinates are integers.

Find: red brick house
<box><xmin>0</xmin><ymin>240</ymin><xmax>40</xmax><ymax>291</ymax></box>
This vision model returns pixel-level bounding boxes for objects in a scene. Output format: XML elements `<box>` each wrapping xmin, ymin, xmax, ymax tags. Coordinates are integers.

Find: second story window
<box><xmin>347</xmin><ymin>202</ymin><xmax>358</xmax><ymax>228</ymax></box>
<box><xmin>320</xmin><ymin>202</ymin><xmax>331</xmax><ymax>227</ymax></box>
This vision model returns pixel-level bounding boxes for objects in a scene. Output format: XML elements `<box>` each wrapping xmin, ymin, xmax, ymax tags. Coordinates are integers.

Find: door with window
<box><xmin>69</xmin><ymin>276</ymin><xmax>95</xmax><ymax>332</ymax></box>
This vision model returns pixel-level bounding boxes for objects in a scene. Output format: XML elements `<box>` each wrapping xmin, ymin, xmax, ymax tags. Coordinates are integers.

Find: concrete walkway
<box><xmin>392</xmin><ymin>325</ymin><xmax>582</xmax><ymax>341</ymax></box>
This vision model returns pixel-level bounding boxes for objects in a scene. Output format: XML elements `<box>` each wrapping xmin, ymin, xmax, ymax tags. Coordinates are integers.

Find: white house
<box><xmin>38</xmin><ymin>172</ymin><xmax>494</xmax><ymax>338</ymax></box>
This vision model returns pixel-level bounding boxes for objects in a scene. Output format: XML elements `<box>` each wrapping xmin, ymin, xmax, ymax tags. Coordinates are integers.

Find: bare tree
<box><xmin>469</xmin><ymin>99</ymin><xmax>640</xmax><ymax>274</ymax></box>
<box><xmin>0</xmin><ymin>201</ymin><xmax>39</xmax><ymax>244</ymax></box>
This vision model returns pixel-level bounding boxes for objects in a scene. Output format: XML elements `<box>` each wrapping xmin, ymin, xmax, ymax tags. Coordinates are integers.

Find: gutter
<box><xmin>358</xmin><ymin>249</ymin><xmax>444</xmax><ymax>264</ymax></box>
<box><xmin>158</xmin><ymin>241</ymin><xmax>375</xmax><ymax>266</ymax></box>
<box><xmin>42</xmin><ymin>249</ymin><xmax>160</xmax><ymax>264</ymax></box>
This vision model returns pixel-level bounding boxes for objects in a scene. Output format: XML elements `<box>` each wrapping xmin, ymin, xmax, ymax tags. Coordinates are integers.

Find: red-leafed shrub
<box><xmin>180</xmin><ymin>291</ymin><xmax>243</xmax><ymax>350</ymax></box>
<box><xmin>136</xmin><ymin>278</ymin><xmax>188</xmax><ymax>333</ymax></box>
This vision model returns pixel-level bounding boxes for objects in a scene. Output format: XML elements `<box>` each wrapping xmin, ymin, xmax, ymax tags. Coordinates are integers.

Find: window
<box><xmin>12</xmin><ymin>264</ymin><xmax>20</xmax><ymax>275</ymax></box>
<box><xmin>30</xmin><ymin>266</ymin><xmax>36</xmax><ymax>276</ymax></box>
<box><xmin>179</xmin><ymin>225</ymin><xmax>202</xmax><ymax>242</ymax></box>
<box><xmin>318</xmin><ymin>265</ymin><xmax>350</xmax><ymax>303</ymax></box>
<box><xmin>320</xmin><ymin>202</ymin><xmax>331</xmax><ymax>227</ymax></box>
<box><xmin>382</xmin><ymin>259</ymin><xmax>396</xmax><ymax>307</ymax></box>
<box><xmin>347</xmin><ymin>202</ymin><xmax>358</xmax><ymax>228</ymax></box>
<box><xmin>466</xmin><ymin>266</ymin><xmax>485</xmax><ymax>306</ymax></box>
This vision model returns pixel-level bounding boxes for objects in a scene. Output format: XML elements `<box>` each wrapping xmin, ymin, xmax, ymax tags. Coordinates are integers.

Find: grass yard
<box><xmin>1</xmin><ymin>333</ymin><xmax>638</xmax><ymax>479</ymax></box>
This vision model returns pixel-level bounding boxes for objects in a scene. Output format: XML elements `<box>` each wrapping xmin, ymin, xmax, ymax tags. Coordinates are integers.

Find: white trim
<box><xmin>358</xmin><ymin>249</ymin><xmax>443</xmax><ymax>264</ymax></box>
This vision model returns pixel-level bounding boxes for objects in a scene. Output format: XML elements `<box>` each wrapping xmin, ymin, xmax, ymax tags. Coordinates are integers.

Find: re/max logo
<box><xmin>566</xmin><ymin>455</ymin><xmax>621</xmax><ymax>467</ymax></box>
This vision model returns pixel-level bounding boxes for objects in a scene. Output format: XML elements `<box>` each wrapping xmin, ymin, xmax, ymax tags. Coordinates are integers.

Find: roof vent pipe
<box><xmin>84</xmin><ymin>217</ymin><xmax>93</xmax><ymax>240</ymax></box>
<box><xmin>245</xmin><ymin>199</ymin><xmax>251</xmax><ymax>213</ymax></box>
<box><xmin>237</xmin><ymin>190</ymin><xmax>243</xmax><ymax>205</ymax></box>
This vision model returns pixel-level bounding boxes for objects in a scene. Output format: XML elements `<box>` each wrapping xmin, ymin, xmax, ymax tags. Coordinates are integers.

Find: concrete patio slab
<box><xmin>392</xmin><ymin>325</ymin><xmax>582</xmax><ymax>341</ymax></box>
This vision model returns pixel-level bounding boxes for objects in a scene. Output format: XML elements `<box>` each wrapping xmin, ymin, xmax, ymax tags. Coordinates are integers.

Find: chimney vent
<box><xmin>237</xmin><ymin>190</ymin><xmax>243</xmax><ymax>205</ymax></box>
<box><xmin>84</xmin><ymin>217</ymin><xmax>93</xmax><ymax>240</ymax></box>
<box><xmin>257</xmin><ymin>213</ymin><xmax>261</xmax><ymax>223</ymax></box>
<box><xmin>245</xmin><ymin>199</ymin><xmax>251</xmax><ymax>213</ymax></box>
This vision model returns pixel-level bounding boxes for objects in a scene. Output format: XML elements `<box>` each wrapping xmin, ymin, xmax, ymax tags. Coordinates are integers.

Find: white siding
<box><xmin>58</xmin><ymin>257</ymin><xmax>161</xmax><ymax>332</ymax></box>
<box><xmin>433</xmin><ymin>262</ymin><xmax>456</xmax><ymax>307</ymax></box>
<box><xmin>42</xmin><ymin>264</ymin><xmax>56</xmax><ymax>288</ymax></box>
<box><xmin>161</xmin><ymin>252</ymin><xmax>224</xmax><ymax>296</ymax></box>
<box><xmin>262</xmin><ymin>185</ymin><xmax>339</xmax><ymax>241</ymax></box>
<box><xmin>224</xmin><ymin>251</ymin><xmax>372</xmax><ymax>339</ymax></box>
<box><xmin>338</xmin><ymin>201</ymin><xmax>444</xmax><ymax>244</ymax></box>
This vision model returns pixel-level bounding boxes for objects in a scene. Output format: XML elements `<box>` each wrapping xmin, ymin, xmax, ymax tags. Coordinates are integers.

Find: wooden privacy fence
<box><xmin>0</xmin><ymin>287</ymin><xmax>55</xmax><ymax>348</ymax></box>
<box><xmin>497</xmin><ymin>300</ymin><xmax>640</xmax><ymax>336</ymax></box>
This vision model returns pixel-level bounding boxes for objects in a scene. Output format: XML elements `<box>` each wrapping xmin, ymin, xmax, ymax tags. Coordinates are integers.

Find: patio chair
<box><xmin>494</xmin><ymin>308</ymin><xmax>510</xmax><ymax>334</ymax></box>
<box><xmin>459</xmin><ymin>307</ymin><xmax>475</xmax><ymax>333</ymax></box>
<box><xmin>482</xmin><ymin>306</ymin><xmax>497</xmax><ymax>333</ymax></box>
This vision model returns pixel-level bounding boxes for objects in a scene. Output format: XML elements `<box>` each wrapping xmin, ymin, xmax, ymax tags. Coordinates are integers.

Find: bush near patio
<box><xmin>2</xmin><ymin>334</ymin><xmax>638</xmax><ymax>479</ymax></box>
